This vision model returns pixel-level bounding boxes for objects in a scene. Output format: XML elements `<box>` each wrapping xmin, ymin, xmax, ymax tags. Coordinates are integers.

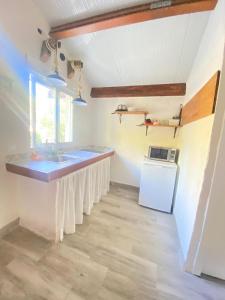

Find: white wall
<box><xmin>0</xmin><ymin>0</ymin><xmax>50</xmax><ymax>230</ymax></box>
<box><xmin>174</xmin><ymin>116</ymin><xmax>214</xmax><ymax>258</ymax></box>
<box><xmin>1</xmin><ymin>1</ymin><xmax>224</xmax><ymax>266</ymax></box>
<box><xmin>187</xmin><ymin>44</ymin><xmax>225</xmax><ymax>279</ymax></box>
<box><xmin>93</xmin><ymin>97</ymin><xmax>183</xmax><ymax>187</ymax></box>
<box><xmin>0</xmin><ymin>80</ymin><xmax>26</xmax><ymax>229</ymax></box>
<box><xmin>200</xmin><ymin>106</ymin><xmax>225</xmax><ymax>279</ymax></box>
<box><xmin>0</xmin><ymin>0</ymin><xmax>93</xmax><ymax>230</ymax></box>
<box><xmin>73</xmin><ymin>79</ymin><xmax>94</xmax><ymax>147</ymax></box>
<box><xmin>174</xmin><ymin>0</ymin><xmax>225</xmax><ymax>260</ymax></box>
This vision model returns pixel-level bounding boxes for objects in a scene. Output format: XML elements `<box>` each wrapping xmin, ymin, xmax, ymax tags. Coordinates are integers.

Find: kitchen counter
<box><xmin>6</xmin><ymin>147</ymin><xmax>114</xmax><ymax>182</ymax></box>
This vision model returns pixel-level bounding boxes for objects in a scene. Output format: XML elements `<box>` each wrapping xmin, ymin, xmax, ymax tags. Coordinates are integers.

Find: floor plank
<box><xmin>1</xmin><ymin>184</ymin><xmax>225</xmax><ymax>299</ymax></box>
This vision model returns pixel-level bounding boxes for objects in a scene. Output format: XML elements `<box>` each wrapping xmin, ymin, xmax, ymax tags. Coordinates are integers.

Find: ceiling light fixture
<box><xmin>46</xmin><ymin>39</ymin><xmax>67</xmax><ymax>87</ymax></box>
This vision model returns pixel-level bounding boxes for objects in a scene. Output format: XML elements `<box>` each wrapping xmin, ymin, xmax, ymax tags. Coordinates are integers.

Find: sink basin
<box><xmin>47</xmin><ymin>155</ymin><xmax>72</xmax><ymax>163</ymax></box>
<box><xmin>65</xmin><ymin>151</ymin><xmax>98</xmax><ymax>159</ymax></box>
<box><xmin>62</xmin><ymin>154</ymin><xmax>82</xmax><ymax>160</ymax></box>
<box><xmin>80</xmin><ymin>148</ymin><xmax>104</xmax><ymax>153</ymax></box>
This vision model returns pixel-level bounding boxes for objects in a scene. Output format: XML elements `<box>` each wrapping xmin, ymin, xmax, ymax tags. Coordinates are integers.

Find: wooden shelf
<box><xmin>137</xmin><ymin>123</ymin><xmax>180</xmax><ymax>128</ymax></box>
<box><xmin>112</xmin><ymin>111</ymin><xmax>148</xmax><ymax>115</ymax></box>
<box><xmin>112</xmin><ymin>111</ymin><xmax>148</xmax><ymax>123</ymax></box>
<box><xmin>112</xmin><ymin>108</ymin><xmax>181</xmax><ymax>138</ymax></box>
<box><xmin>137</xmin><ymin>123</ymin><xmax>180</xmax><ymax>137</ymax></box>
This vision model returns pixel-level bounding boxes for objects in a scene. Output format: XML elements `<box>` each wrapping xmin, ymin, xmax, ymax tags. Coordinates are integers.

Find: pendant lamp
<box><xmin>47</xmin><ymin>39</ymin><xmax>67</xmax><ymax>87</ymax></box>
<box><xmin>72</xmin><ymin>61</ymin><xmax>87</xmax><ymax>106</ymax></box>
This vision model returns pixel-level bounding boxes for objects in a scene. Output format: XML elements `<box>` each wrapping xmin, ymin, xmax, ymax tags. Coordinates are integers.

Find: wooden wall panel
<box><xmin>181</xmin><ymin>71</ymin><xmax>220</xmax><ymax>126</ymax></box>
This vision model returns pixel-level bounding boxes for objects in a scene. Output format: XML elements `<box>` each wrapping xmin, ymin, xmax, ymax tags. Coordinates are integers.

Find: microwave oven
<box><xmin>148</xmin><ymin>146</ymin><xmax>179</xmax><ymax>163</ymax></box>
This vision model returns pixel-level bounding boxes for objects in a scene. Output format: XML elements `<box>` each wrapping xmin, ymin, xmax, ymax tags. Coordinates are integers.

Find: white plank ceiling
<box><xmin>33</xmin><ymin>0</ymin><xmax>210</xmax><ymax>87</ymax></box>
<box><xmin>33</xmin><ymin>0</ymin><xmax>155</xmax><ymax>26</ymax></box>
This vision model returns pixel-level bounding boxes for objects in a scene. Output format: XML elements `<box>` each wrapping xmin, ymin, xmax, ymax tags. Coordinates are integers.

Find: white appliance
<box><xmin>139</xmin><ymin>159</ymin><xmax>177</xmax><ymax>213</ymax></box>
<box><xmin>148</xmin><ymin>145</ymin><xmax>179</xmax><ymax>163</ymax></box>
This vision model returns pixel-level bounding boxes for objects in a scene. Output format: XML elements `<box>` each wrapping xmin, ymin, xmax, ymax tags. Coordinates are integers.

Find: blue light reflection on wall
<box><xmin>0</xmin><ymin>28</ymin><xmax>32</xmax><ymax>128</ymax></box>
<box><xmin>0</xmin><ymin>29</ymin><xmax>31</xmax><ymax>89</ymax></box>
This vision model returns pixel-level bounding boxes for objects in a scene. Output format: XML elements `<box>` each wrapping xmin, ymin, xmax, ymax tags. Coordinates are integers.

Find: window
<box><xmin>29</xmin><ymin>76</ymin><xmax>73</xmax><ymax>147</ymax></box>
<box><xmin>35</xmin><ymin>83</ymin><xmax>56</xmax><ymax>144</ymax></box>
<box><xmin>59</xmin><ymin>92</ymin><xmax>73</xmax><ymax>143</ymax></box>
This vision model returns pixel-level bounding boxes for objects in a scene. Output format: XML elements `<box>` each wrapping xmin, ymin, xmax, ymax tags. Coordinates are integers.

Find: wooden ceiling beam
<box><xmin>50</xmin><ymin>0</ymin><xmax>218</xmax><ymax>39</ymax></box>
<box><xmin>91</xmin><ymin>83</ymin><xmax>186</xmax><ymax>98</ymax></box>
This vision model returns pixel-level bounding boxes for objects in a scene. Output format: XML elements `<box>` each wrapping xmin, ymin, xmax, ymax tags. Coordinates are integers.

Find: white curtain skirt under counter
<box><xmin>56</xmin><ymin>157</ymin><xmax>110</xmax><ymax>241</ymax></box>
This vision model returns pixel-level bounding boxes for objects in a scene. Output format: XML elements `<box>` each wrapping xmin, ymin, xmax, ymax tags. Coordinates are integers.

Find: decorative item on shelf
<box><xmin>137</xmin><ymin>117</ymin><xmax>180</xmax><ymax>137</ymax></box>
<box><xmin>112</xmin><ymin>108</ymin><xmax>148</xmax><ymax>124</ymax></box>
<box><xmin>127</xmin><ymin>107</ymin><xmax>136</xmax><ymax>112</ymax></box>
<box><xmin>47</xmin><ymin>39</ymin><xmax>67</xmax><ymax>87</ymax></box>
<box><xmin>144</xmin><ymin>118</ymin><xmax>152</xmax><ymax>125</ymax></box>
<box><xmin>116</xmin><ymin>104</ymin><xmax>128</xmax><ymax>112</ymax></box>
<box><xmin>152</xmin><ymin>120</ymin><xmax>160</xmax><ymax>126</ymax></box>
<box><xmin>159</xmin><ymin>119</ymin><xmax>169</xmax><ymax>126</ymax></box>
<box><xmin>169</xmin><ymin>118</ymin><xmax>180</xmax><ymax>126</ymax></box>
<box><xmin>72</xmin><ymin>60</ymin><xmax>87</xmax><ymax>106</ymax></box>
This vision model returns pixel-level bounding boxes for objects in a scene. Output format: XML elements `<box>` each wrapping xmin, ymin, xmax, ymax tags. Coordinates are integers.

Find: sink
<box><xmin>49</xmin><ymin>148</ymin><xmax>107</xmax><ymax>163</ymax></box>
<box><xmin>64</xmin><ymin>151</ymin><xmax>98</xmax><ymax>159</ymax></box>
<box><xmin>62</xmin><ymin>154</ymin><xmax>82</xmax><ymax>159</ymax></box>
<box><xmin>47</xmin><ymin>155</ymin><xmax>72</xmax><ymax>163</ymax></box>
<box><xmin>80</xmin><ymin>148</ymin><xmax>104</xmax><ymax>153</ymax></box>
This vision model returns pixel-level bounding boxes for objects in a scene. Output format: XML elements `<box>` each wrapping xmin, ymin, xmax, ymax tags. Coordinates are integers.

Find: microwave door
<box><xmin>150</xmin><ymin>148</ymin><xmax>160</xmax><ymax>160</ymax></box>
<box><xmin>160</xmin><ymin>149</ymin><xmax>168</xmax><ymax>160</ymax></box>
<box><xmin>150</xmin><ymin>148</ymin><xmax>168</xmax><ymax>161</ymax></box>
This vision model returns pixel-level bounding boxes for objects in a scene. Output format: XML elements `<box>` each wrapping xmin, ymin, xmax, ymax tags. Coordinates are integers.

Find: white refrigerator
<box><xmin>139</xmin><ymin>159</ymin><xmax>177</xmax><ymax>213</ymax></box>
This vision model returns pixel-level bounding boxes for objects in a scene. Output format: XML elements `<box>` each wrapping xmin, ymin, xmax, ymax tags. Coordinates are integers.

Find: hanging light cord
<box><xmin>54</xmin><ymin>42</ymin><xmax>58</xmax><ymax>73</ymax></box>
<box><xmin>45</xmin><ymin>39</ymin><xmax>58</xmax><ymax>73</ymax></box>
<box><xmin>77</xmin><ymin>65</ymin><xmax>82</xmax><ymax>96</ymax></box>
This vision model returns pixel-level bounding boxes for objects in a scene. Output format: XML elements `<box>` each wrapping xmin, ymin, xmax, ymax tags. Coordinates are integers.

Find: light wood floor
<box><xmin>0</xmin><ymin>184</ymin><xmax>225</xmax><ymax>300</ymax></box>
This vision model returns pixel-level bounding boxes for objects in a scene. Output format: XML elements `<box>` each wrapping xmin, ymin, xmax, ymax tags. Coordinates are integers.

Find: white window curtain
<box><xmin>56</xmin><ymin>157</ymin><xmax>110</xmax><ymax>241</ymax></box>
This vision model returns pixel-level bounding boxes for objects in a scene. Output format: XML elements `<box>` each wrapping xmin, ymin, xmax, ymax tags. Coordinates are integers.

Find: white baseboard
<box><xmin>110</xmin><ymin>181</ymin><xmax>139</xmax><ymax>192</ymax></box>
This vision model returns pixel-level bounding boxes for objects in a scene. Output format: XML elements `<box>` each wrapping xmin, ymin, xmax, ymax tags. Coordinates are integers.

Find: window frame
<box><xmin>58</xmin><ymin>90</ymin><xmax>74</xmax><ymax>144</ymax></box>
<box><xmin>29</xmin><ymin>74</ymin><xmax>73</xmax><ymax>148</ymax></box>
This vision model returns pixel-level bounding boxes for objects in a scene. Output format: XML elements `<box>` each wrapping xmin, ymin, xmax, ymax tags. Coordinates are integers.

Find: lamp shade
<box><xmin>47</xmin><ymin>71</ymin><xmax>67</xmax><ymax>87</ymax></box>
<box><xmin>72</xmin><ymin>96</ymin><xmax>87</xmax><ymax>106</ymax></box>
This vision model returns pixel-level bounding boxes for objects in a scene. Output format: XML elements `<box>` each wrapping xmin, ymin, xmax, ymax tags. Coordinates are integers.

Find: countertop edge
<box><xmin>6</xmin><ymin>151</ymin><xmax>114</xmax><ymax>183</ymax></box>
